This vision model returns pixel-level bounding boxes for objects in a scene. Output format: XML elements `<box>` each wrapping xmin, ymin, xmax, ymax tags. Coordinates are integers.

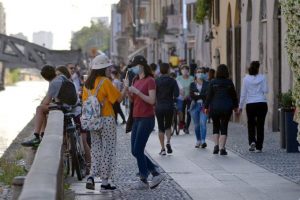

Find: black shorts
<box><xmin>155</xmin><ymin>108</ymin><xmax>173</xmax><ymax>132</ymax></box>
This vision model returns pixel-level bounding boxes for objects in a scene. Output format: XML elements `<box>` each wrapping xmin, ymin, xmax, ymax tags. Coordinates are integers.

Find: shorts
<box><xmin>155</xmin><ymin>108</ymin><xmax>173</xmax><ymax>132</ymax></box>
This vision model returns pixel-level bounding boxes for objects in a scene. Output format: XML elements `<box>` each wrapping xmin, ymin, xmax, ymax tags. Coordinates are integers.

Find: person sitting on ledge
<box><xmin>21</xmin><ymin>64</ymin><xmax>77</xmax><ymax>147</ymax></box>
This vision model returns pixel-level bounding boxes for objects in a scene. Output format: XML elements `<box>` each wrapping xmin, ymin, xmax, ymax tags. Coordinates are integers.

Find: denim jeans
<box><xmin>131</xmin><ymin>117</ymin><xmax>156</xmax><ymax>179</ymax></box>
<box><xmin>190</xmin><ymin>102</ymin><xmax>207</xmax><ymax>142</ymax></box>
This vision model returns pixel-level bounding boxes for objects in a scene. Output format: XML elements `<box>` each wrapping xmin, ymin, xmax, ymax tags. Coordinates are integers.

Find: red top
<box><xmin>132</xmin><ymin>76</ymin><xmax>156</xmax><ymax>118</ymax></box>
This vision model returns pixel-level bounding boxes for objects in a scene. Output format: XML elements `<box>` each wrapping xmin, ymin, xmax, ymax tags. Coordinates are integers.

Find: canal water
<box><xmin>0</xmin><ymin>81</ymin><xmax>48</xmax><ymax>156</ymax></box>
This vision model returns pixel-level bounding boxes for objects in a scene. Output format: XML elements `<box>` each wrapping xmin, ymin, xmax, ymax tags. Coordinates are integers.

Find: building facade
<box><xmin>32</xmin><ymin>31</ymin><xmax>53</xmax><ymax>49</ymax></box>
<box><xmin>0</xmin><ymin>2</ymin><xmax>5</xmax><ymax>34</ymax></box>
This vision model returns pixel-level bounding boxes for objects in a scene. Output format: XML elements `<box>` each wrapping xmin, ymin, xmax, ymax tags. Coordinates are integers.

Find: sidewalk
<box><xmin>70</xmin><ymin>125</ymin><xmax>192</xmax><ymax>200</ymax></box>
<box><xmin>69</xmin><ymin>119</ymin><xmax>300</xmax><ymax>200</ymax></box>
<box><xmin>146</xmin><ymin>123</ymin><xmax>300</xmax><ymax>200</ymax></box>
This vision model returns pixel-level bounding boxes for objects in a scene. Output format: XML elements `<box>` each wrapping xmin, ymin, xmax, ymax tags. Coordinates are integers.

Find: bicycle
<box><xmin>50</xmin><ymin>104</ymin><xmax>86</xmax><ymax>181</ymax></box>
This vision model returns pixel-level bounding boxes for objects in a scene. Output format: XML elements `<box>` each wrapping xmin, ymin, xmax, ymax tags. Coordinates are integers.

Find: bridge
<box><xmin>0</xmin><ymin>33</ymin><xmax>82</xmax><ymax>90</ymax></box>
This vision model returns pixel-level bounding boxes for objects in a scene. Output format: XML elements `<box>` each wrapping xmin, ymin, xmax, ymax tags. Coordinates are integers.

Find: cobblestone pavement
<box><xmin>72</xmin><ymin>125</ymin><xmax>192</xmax><ymax>200</ymax></box>
<box><xmin>207</xmin><ymin>122</ymin><xmax>300</xmax><ymax>184</ymax></box>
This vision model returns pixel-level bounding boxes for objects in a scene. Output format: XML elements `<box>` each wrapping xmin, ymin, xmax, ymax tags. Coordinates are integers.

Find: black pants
<box><xmin>246</xmin><ymin>102</ymin><xmax>268</xmax><ymax>150</ymax></box>
<box><xmin>212</xmin><ymin>111</ymin><xmax>232</xmax><ymax>135</ymax></box>
<box><xmin>113</xmin><ymin>102</ymin><xmax>126</xmax><ymax>123</ymax></box>
<box><xmin>182</xmin><ymin>98</ymin><xmax>191</xmax><ymax>129</ymax></box>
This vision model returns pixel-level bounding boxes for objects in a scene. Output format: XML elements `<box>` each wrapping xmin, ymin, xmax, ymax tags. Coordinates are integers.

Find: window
<box><xmin>260</xmin><ymin>0</ymin><xmax>267</xmax><ymax>20</ymax></box>
<box><xmin>214</xmin><ymin>0</ymin><xmax>220</xmax><ymax>25</ymax></box>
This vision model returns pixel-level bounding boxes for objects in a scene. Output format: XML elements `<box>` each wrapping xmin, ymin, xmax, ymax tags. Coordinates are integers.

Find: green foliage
<box><xmin>71</xmin><ymin>21</ymin><xmax>110</xmax><ymax>53</ymax></box>
<box><xmin>0</xmin><ymin>159</ymin><xmax>26</xmax><ymax>185</ymax></box>
<box><xmin>195</xmin><ymin>0</ymin><xmax>211</xmax><ymax>24</ymax></box>
<box><xmin>279</xmin><ymin>90</ymin><xmax>295</xmax><ymax>109</ymax></box>
<box><xmin>5</xmin><ymin>68</ymin><xmax>20</xmax><ymax>85</ymax></box>
<box><xmin>280</xmin><ymin>0</ymin><xmax>300</xmax><ymax>141</ymax></box>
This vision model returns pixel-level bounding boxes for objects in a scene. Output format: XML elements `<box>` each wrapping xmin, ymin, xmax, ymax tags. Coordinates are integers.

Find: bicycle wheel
<box><xmin>63</xmin><ymin>137</ymin><xmax>70</xmax><ymax>176</ymax></box>
<box><xmin>69</xmin><ymin>132</ymin><xmax>84</xmax><ymax>181</ymax></box>
<box><xmin>63</xmin><ymin>152</ymin><xmax>70</xmax><ymax>177</ymax></box>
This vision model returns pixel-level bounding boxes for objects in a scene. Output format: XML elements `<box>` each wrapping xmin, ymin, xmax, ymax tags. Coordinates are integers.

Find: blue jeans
<box><xmin>131</xmin><ymin>117</ymin><xmax>156</xmax><ymax>179</ymax></box>
<box><xmin>190</xmin><ymin>102</ymin><xmax>207</xmax><ymax>142</ymax></box>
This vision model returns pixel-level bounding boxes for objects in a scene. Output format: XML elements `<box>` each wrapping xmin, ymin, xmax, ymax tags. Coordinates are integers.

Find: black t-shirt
<box><xmin>155</xmin><ymin>75</ymin><xmax>179</xmax><ymax>110</ymax></box>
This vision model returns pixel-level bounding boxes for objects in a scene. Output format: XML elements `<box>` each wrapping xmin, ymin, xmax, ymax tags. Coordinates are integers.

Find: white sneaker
<box><xmin>249</xmin><ymin>142</ymin><xmax>256</xmax><ymax>152</ymax></box>
<box><xmin>149</xmin><ymin>174</ymin><xmax>165</xmax><ymax>189</ymax></box>
<box><xmin>159</xmin><ymin>149</ymin><xmax>166</xmax><ymax>156</ymax></box>
<box><xmin>131</xmin><ymin>180</ymin><xmax>149</xmax><ymax>190</ymax></box>
<box><xmin>255</xmin><ymin>149</ymin><xmax>262</xmax><ymax>153</ymax></box>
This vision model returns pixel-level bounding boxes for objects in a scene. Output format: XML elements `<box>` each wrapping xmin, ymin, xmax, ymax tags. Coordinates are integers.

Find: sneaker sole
<box><xmin>150</xmin><ymin>177</ymin><xmax>165</xmax><ymax>189</ymax></box>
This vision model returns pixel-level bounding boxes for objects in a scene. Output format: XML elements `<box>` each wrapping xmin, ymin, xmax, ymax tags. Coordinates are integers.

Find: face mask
<box><xmin>204</xmin><ymin>73</ymin><xmax>208</xmax><ymax>80</ymax></box>
<box><xmin>130</xmin><ymin>66</ymin><xmax>140</xmax><ymax>75</ymax></box>
<box><xmin>196</xmin><ymin>73</ymin><xmax>206</xmax><ymax>80</ymax></box>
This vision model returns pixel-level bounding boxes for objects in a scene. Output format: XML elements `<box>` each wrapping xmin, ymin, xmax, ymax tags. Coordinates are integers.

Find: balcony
<box><xmin>139</xmin><ymin>23</ymin><xmax>159</xmax><ymax>39</ymax></box>
<box><xmin>167</xmin><ymin>15</ymin><xmax>182</xmax><ymax>34</ymax></box>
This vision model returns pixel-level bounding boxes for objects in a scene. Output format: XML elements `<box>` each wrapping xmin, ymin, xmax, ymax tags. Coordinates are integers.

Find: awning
<box><xmin>127</xmin><ymin>45</ymin><xmax>149</xmax><ymax>59</ymax></box>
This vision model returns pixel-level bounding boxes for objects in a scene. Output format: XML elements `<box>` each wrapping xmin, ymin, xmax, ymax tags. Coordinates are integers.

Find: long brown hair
<box><xmin>84</xmin><ymin>68</ymin><xmax>106</xmax><ymax>89</ymax></box>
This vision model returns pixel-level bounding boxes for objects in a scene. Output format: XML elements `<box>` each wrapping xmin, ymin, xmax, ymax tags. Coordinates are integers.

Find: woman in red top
<box><xmin>127</xmin><ymin>55</ymin><xmax>164</xmax><ymax>190</ymax></box>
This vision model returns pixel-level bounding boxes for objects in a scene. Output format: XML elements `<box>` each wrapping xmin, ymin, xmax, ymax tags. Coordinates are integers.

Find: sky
<box><xmin>1</xmin><ymin>0</ymin><xmax>119</xmax><ymax>50</ymax></box>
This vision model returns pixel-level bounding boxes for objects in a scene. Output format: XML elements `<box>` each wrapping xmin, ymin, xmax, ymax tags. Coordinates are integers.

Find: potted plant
<box><xmin>278</xmin><ymin>90</ymin><xmax>299</xmax><ymax>152</ymax></box>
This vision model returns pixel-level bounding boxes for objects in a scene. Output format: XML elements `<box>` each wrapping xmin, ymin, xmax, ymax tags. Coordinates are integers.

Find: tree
<box><xmin>195</xmin><ymin>0</ymin><xmax>212</xmax><ymax>24</ymax></box>
<box><xmin>71</xmin><ymin>21</ymin><xmax>110</xmax><ymax>54</ymax></box>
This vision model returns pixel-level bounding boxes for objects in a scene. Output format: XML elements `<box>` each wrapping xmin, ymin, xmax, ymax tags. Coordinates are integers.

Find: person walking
<box><xmin>155</xmin><ymin>63</ymin><xmax>179</xmax><ymax>155</ymax></box>
<box><xmin>189</xmin><ymin>67</ymin><xmax>209</xmax><ymax>148</ymax></box>
<box><xmin>126</xmin><ymin>55</ymin><xmax>164</xmax><ymax>190</ymax></box>
<box><xmin>204</xmin><ymin>64</ymin><xmax>238</xmax><ymax>155</ymax></box>
<box><xmin>176</xmin><ymin>65</ymin><xmax>194</xmax><ymax>134</ymax></box>
<box><xmin>111</xmin><ymin>70</ymin><xmax>126</xmax><ymax>124</ymax></box>
<box><xmin>239</xmin><ymin>61</ymin><xmax>268</xmax><ymax>153</ymax></box>
<box><xmin>83</xmin><ymin>54</ymin><xmax>128</xmax><ymax>191</ymax></box>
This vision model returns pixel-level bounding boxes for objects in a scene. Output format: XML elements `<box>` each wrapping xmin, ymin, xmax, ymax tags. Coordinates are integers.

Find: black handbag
<box><xmin>125</xmin><ymin>102</ymin><xmax>134</xmax><ymax>133</ymax></box>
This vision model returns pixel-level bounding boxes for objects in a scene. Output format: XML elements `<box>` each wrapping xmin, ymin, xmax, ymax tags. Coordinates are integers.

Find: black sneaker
<box><xmin>183</xmin><ymin>128</ymin><xmax>189</xmax><ymax>134</ymax></box>
<box><xmin>213</xmin><ymin>145</ymin><xmax>219</xmax><ymax>154</ymax></box>
<box><xmin>21</xmin><ymin>135</ymin><xmax>41</xmax><ymax>147</ymax></box>
<box><xmin>220</xmin><ymin>148</ymin><xmax>228</xmax><ymax>155</ymax></box>
<box><xmin>201</xmin><ymin>143</ymin><xmax>207</xmax><ymax>148</ymax></box>
<box><xmin>166</xmin><ymin>144</ymin><xmax>173</xmax><ymax>154</ymax></box>
<box><xmin>86</xmin><ymin>177</ymin><xmax>95</xmax><ymax>190</ymax></box>
<box><xmin>101</xmin><ymin>184</ymin><xmax>116</xmax><ymax>190</ymax></box>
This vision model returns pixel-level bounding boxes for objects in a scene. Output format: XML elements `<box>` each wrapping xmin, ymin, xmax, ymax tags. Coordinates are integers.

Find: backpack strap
<box><xmin>87</xmin><ymin>78</ymin><xmax>106</xmax><ymax>97</ymax></box>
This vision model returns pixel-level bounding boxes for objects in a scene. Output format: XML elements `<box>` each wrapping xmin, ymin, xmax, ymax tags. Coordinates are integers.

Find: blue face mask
<box><xmin>130</xmin><ymin>66</ymin><xmax>140</xmax><ymax>74</ymax></box>
<box><xmin>196</xmin><ymin>73</ymin><xmax>206</xmax><ymax>80</ymax></box>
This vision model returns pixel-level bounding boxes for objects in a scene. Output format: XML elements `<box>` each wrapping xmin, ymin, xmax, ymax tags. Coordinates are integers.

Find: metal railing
<box><xmin>18</xmin><ymin>110</ymin><xmax>64</xmax><ymax>200</ymax></box>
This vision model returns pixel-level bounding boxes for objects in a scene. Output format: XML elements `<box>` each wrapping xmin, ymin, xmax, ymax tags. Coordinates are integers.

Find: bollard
<box><xmin>12</xmin><ymin>176</ymin><xmax>25</xmax><ymax>200</ymax></box>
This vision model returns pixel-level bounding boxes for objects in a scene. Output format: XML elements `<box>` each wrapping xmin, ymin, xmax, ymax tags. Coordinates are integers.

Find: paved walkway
<box><xmin>70</xmin><ymin>125</ymin><xmax>192</xmax><ymax>200</ymax></box>
<box><xmin>146</xmin><ymin>125</ymin><xmax>300</xmax><ymax>200</ymax></box>
<box><xmin>70</xmin><ymin>121</ymin><xmax>300</xmax><ymax>200</ymax></box>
